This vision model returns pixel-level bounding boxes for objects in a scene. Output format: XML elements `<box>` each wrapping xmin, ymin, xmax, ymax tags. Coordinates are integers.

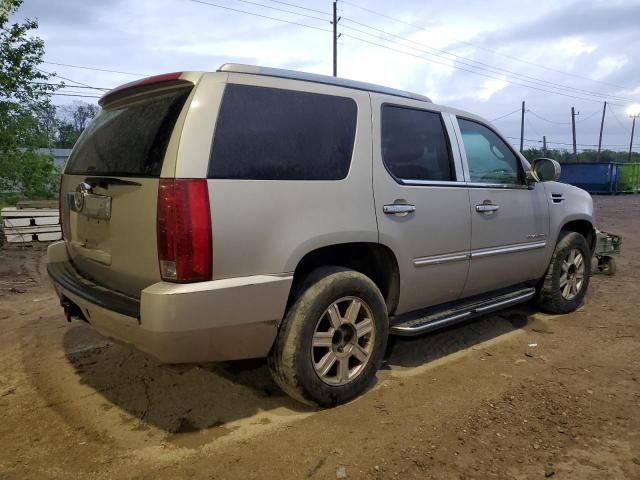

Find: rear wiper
<box><xmin>84</xmin><ymin>176</ymin><xmax>142</xmax><ymax>189</ymax></box>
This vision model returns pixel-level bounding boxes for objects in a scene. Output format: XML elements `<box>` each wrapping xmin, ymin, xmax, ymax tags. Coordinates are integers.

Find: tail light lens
<box><xmin>157</xmin><ymin>179</ymin><xmax>212</xmax><ymax>282</ymax></box>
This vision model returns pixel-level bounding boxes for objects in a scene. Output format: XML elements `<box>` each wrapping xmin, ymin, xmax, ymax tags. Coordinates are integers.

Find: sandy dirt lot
<box><xmin>0</xmin><ymin>195</ymin><xmax>638</xmax><ymax>480</ymax></box>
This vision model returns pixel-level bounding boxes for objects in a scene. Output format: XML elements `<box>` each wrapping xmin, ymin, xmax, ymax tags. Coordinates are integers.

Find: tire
<box><xmin>268</xmin><ymin>267</ymin><xmax>389</xmax><ymax>407</ymax></box>
<box><xmin>596</xmin><ymin>256</ymin><xmax>617</xmax><ymax>276</ymax></box>
<box><xmin>537</xmin><ymin>231</ymin><xmax>591</xmax><ymax>314</ymax></box>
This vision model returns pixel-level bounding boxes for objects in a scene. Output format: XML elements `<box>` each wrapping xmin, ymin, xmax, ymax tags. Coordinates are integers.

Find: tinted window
<box><xmin>209</xmin><ymin>84</ymin><xmax>357</xmax><ymax>180</ymax></box>
<box><xmin>458</xmin><ymin>118</ymin><xmax>522</xmax><ymax>185</ymax></box>
<box><xmin>381</xmin><ymin>105</ymin><xmax>454</xmax><ymax>182</ymax></box>
<box><xmin>65</xmin><ymin>88</ymin><xmax>191</xmax><ymax>176</ymax></box>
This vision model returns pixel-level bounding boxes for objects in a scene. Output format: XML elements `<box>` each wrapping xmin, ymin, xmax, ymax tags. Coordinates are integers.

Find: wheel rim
<box><xmin>311</xmin><ymin>296</ymin><xmax>376</xmax><ymax>386</ymax></box>
<box><xmin>559</xmin><ymin>248</ymin><xmax>586</xmax><ymax>300</ymax></box>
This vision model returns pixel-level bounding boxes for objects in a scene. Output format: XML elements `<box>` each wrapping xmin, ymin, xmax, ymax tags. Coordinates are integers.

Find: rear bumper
<box><xmin>47</xmin><ymin>241</ymin><xmax>292</xmax><ymax>363</ymax></box>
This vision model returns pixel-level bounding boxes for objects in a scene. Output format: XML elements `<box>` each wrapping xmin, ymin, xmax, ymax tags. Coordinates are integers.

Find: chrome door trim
<box><xmin>413</xmin><ymin>251</ymin><xmax>470</xmax><ymax>267</ymax></box>
<box><xmin>475</xmin><ymin>204</ymin><xmax>500</xmax><ymax>213</ymax></box>
<box><xmin>466</xmin><ymin>182</ymin><xmax>531</xmax><ymax>190</ymax></box>
<box><xmin>383</xmin><ymin>204</ymin><xmax>416</xmax><ymax>215</ymax></box>
<box><xmin>470</xmin><ymin>240</ymin><xmax>547</xmax><ymax>259</ymax></box>
<box><xmin>399</xmin><ymin>179</ymin><xmax>465</xmax><ymax>187</ymax></box>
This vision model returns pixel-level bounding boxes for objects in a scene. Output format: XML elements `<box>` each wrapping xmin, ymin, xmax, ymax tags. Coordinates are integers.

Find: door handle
<box><xmin>475</xmin><ymin>204</ymin><xmax>499</xmax><ymax>213</ymax></box>
<box><xmin>383</xmin><ymin>204</ymin><xmax>416</xmax><ymax>215</ymax></box>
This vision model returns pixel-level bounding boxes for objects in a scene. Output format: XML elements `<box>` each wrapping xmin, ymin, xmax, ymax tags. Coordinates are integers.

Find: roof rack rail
<box><xmin>218</xmin><ymin>64</ymin><xmax>431</xmax><ymax>103</ymax></box>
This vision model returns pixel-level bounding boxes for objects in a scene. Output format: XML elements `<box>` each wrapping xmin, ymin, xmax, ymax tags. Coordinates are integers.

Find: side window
<box><xmin>381</xmin><ymin>105</ymin><xmax>454</xmax><ymax>182</ymax></box>
<box><xmin>209</xmin><ymin>84</ymin><xmax>357</xmax><ymax>180</ymax></box>
<box><xmin>457</xmin><ymin>118</ymin><xmax>523</xmax><ymax>185</ymax></box>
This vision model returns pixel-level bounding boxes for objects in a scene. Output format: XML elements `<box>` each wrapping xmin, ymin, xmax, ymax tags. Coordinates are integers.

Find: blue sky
<box><xmin>14</xmin><ymin>0</ymin><xmax>640</xmax><ymax>152</ymax></box>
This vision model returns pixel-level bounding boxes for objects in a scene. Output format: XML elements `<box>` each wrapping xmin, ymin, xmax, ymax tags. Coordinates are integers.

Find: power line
<box><xmin>185</xmin><ymin>0</ymin><xmax>631</xmax><ymax>104</ymax></box>
<box><xmin>338</xmin><ymin>17</ymin><xmax>635</xmax><ymax>103</ymax></box>
<box><xmin>225</xmin><ymin>0</ymin><xmax>635</xmax><ymax>102</ymax></box>
<box><xmin>576</xmin><ymin>110</ymin><xmax>601</xmax><ymax>123</ymax></box>
<box><xmin>608</xmin><ymin>106</ymin><xmax>631</xmax><ymax>134</ymax></box>
<box><xmin>187</xmin><ymin>0</ymin><xmax>331</xmax><ymax>33</ymax></box>
<box><xmin>340</xmin><ymin>0</ymin><xmax>631</xmax><ymax>92</ymax></box>
<box><xmin>262</xmin><ymin>0</ymin><xmax>330</xmax><ymax>16</ymax></box>
<box><xmin>339</xmin><ymin>32</ymin><xmax>625</xmax><ymax>105</ymax></box>
<box><xmin>505</xmin><ymin>136</ymin><xmax>628</xmax><ymax>148</ymax></box>
<box><xmin>525</xmin><ymin>115</ymin><xmax>542</xmax><ymax>137</ymax></box>
<box><xmin>490</xmin><ymin>108</ymin><xmax>521</xmax><ymax>122</ymax></box>
<box><xmin>29</xmin><ymin>81</ymin><xmax>111</xmax><ymax>91</ymax></box>
<box><xmin>52</xmin><ymin>92</ymin><xmax>101</xmax><ymax>99</ymax></box>
<box><xmin>37</xmin><ymin>68</ymin><xmax>102</xmax><ymax>91</ymax></box>
<box><xmin>528</xmin><ymin>109</ymin><xmax>572</xmax><ymax>125</ymax></box>
<box><xmin>16</xmin><ymin>90</ymin><xmax>101</xmax><ymax>99</ymax></box>
<box><xmin>43</xmin><ymin>61</ymin><xmax>148</xmax><ymax>77</ymax></box>
<box><xmin>229</xmin><ymin>0</ymin><xmax>328</xmax><ymax>22</ymax></box>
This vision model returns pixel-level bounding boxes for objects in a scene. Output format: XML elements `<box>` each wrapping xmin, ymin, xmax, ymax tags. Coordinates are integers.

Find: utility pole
<box><xmin>596</xmin><ymin>101</ymin><xmax>607</xmax><ymax>162</ymax></box>
<box><xmin>519</xmin><ymin>101</ymin><xmax>525</xmax><ymax>152</ymax></box>
<box><xmin>629</xmin><ymin>115</ymin><xmax>637</xmax><ymax>163</ymax></box>
<box><xmin>571</xmin><ymin>107</ymin><xmax>579</xmax><ymax>161</ymax></box>
<box><xmin>332</xmin><ymin>1</ymin><xmax>341</xmax><ymax>77</ymax></box>
<box><xmin>543</xmin><ymin>136</ymin><xmax>547</xmax><ymax>155</ymax></box>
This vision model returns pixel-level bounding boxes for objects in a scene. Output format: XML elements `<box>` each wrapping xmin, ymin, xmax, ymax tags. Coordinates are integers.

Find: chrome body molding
<box><xmin>413</xmin><ymin>252</ymin><xmax>469</xmax><ymax>267</ymax></box>
<box><xmin>413</xmin><ymin>240</ymin><xmax>547</xmax><ymax>267</ymax></box>
<box><xmin>469</xmin><ymin>240</ymin><xmax>547</xmax><ymax>259</ymax></box>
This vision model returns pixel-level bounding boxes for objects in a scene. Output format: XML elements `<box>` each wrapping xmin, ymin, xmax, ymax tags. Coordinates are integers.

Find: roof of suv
<box><xmin>217</xmin><ymin>63</ymin><xmax>432</xmax><ymax>103</ymax></box>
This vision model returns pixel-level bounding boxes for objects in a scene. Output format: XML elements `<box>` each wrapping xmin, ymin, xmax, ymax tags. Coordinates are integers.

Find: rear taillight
<box><xmin>58</xmin><ymin>175</ymin><xmax>64</xmax><ymax>239</ymax></box>
<box><xmin>156</xmin><ymin>179</ymin><xmax>212</xmax><ymax>282</ymax></box>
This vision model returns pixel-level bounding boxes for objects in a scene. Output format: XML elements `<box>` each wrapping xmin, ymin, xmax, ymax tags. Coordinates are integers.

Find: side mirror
<box><xmin>528</xmin><ymin>158</ymin><xmax>561</xmax><ymax>183</ymax></box>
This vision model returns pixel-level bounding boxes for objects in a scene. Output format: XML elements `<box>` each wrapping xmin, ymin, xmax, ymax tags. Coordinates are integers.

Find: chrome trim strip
<box><xmin>394</xmin><ymin>180</ymin><xmax>529</xmax><ymax>190</ymax></box>
<box><xmin>413</xmin><ymin>252</ymin><xmax>470</xmax><ymax>267</ymax></box>
<box><xmin>465</xmin><ymin>182</ymin><xmax>530</xmax><ymax>190</ymax></box>
<box><xmin>390</xmin><ymin>287</ymin><xmax>536</xmax><ymax>336</ymax></box>
<box><xmin>470</xmin><ymin>241</ymin><xmax>547</xmax><ymax>258</ymax></box>
<box><xmin>474</xmin><ymin>290</ymin><xmax>536</xmax><ymax>312</ymax></box>
<box><xmin>392</xmin><ymin>311</ymin><xmax>472</xmax><ymax>335</ymax></box>
<box><xmin>400</xmin><ymin>179</ymin><xmax>464</xmax><ymax>187</ymax></box>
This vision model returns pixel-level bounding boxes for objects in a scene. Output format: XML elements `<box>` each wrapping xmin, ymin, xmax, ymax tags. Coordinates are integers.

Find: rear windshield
<box><xmin>65</xmin><ymin>88</ymin><xmax>191</xmax><ymax>177</ymax></box>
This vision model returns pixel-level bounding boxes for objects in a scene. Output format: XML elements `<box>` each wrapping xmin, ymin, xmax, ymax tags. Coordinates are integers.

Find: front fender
<box><xmin>544</xmin><ymin>181</ymin><xmax>595</xmax><ymax>247</ymax></box>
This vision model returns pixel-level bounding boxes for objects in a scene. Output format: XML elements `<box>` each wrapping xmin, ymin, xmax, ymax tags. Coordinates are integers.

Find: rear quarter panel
<box><xmin>180</xmin><ymin>73</ymin><xmax>378</xmax><ymax>279</ymax></box>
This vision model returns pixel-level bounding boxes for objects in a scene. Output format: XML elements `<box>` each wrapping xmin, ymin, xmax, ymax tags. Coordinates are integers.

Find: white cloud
<box><xmin>475</xmin><ymin>77</ymin><xmax>509</xmax><ymax>101</ymax></box>
<box><xmin>592</xmin><ymin>55</ymin><xmax>628</xmax><ymax>80</ymax></box>
<box><xmin>554</xmin><ymin>37</ymin><xmax>597</xmax><ymax>57</ymax></box>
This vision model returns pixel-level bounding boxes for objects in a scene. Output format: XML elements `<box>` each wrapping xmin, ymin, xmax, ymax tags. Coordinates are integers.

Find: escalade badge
<box><xmin>73</xmin><ymin>182</ymin><xmax>92</xmax><ymax>212</ymax></box>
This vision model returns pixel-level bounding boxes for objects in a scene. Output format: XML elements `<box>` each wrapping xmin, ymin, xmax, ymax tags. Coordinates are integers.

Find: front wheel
<box><xmin>537</xmin><ymin>231</ymin><xmax>591</xmax><ymax>313</ymax></box>
<box><xmin>268</xmin><ymin>267</ymin><xmax>388</xmax><ymax>407</ymax></box>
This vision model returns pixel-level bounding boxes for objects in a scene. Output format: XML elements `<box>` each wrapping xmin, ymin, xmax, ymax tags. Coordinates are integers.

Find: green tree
<box><xmin>56</xmin><ymin>101</ymin><xmax>99</xmax><ymax>148</ymax></box>
<box><xmin>1</xmin><ymin>0</ymin><xmax>59</xmax><ymax>200</ymax></box>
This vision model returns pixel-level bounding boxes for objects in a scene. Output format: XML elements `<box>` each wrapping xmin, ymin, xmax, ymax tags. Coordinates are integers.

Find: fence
<box><xmin>1</xmin><ymin>206</ymin><xmax>61</xmax><ymax>244</ymax></box>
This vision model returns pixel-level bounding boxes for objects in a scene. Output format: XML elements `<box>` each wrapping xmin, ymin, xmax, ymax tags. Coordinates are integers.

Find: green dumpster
<box><xmin>617</xmin><ymin>163</ymin><xmax>640</xmax><ymax>193</ymax></box>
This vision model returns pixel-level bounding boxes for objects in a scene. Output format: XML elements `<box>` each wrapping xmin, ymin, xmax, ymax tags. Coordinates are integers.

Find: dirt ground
<box><xmin>0</xmin><ymin>196</ymin><xmax>638</xmax><ymax>480</ymax></box>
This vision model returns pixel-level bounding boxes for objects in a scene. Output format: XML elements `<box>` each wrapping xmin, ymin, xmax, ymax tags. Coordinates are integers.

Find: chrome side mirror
<box><xmin>528</xmin><ymin>158</ymin><xmax>561</xmax><ymax>183</ymax></box>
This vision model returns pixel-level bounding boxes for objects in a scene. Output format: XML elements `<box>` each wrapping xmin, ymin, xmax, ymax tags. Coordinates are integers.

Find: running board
<box><xmin>390</xmin><ymin>287</ymin><xmax>536</xmax><ymax>336</ymax></box>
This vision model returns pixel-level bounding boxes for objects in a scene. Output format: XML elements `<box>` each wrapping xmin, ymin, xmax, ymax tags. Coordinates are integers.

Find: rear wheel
<box><xmin>268</xmin><ymin>267</ymin><xmax>388</xmax><ymax>407</ymax></box>
<box><xmin>538</xmin><ymin>231</ymin><xmax>591</xmax><ymax>313</ymax></box>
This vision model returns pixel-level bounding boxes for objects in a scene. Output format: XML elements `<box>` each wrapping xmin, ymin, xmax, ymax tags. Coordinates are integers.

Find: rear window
<box><xmin>208</xmin><ymin>84</ymin><xmax>357</xmax><ymax>180</ymax></box>
<box><xmin>65</xmin><ymin>88</ymin><xmax>191</xmax><ymax>177</ymax></box>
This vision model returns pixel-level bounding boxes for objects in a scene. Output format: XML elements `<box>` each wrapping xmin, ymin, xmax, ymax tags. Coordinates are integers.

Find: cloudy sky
<box><xmin>14</xmin><ymin>0</ymin><xmax>640</xmax><ymax>152</ymax></box>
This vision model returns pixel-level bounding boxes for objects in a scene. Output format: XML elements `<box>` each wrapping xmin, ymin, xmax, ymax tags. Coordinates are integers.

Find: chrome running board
<box><xmin>390</xmin><ymin>287</ymin><xmax>536</xmax><ymax>336</ymax></box>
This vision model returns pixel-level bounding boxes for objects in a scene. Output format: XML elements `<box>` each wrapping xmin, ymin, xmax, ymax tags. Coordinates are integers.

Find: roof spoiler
<box><xmin>99</xmin><ymin>72</ymin><xmax>192</xmax><ymax>106</ymax></box>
